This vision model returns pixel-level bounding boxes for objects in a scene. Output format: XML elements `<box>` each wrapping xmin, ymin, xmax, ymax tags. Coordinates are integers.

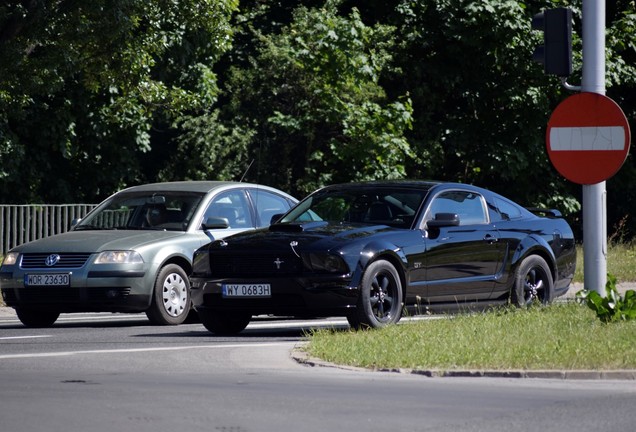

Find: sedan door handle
<box><xmin>484</xmin><ymin>234</ymin><xmax>498</xmax><ymax>244</ymax></box>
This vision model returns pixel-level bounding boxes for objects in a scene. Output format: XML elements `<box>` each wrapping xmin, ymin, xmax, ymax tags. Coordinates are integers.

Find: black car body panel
<box><xmin>190</xmin><ymin>181</ymin><xmax>576</xmax><ymax>328</ymax></box>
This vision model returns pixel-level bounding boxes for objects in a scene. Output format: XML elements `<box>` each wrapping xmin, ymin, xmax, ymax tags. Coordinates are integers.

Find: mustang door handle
<box><xmin>483</xmin><ymin>234</ymin><xmax>498</xmax><ymax>244</ymax></box>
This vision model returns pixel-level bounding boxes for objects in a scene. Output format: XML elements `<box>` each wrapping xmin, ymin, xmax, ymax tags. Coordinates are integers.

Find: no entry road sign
<box><xmin>546</xmin><ymin>92</ymin><xmax>631</xmax><ymax>184</ymax></box>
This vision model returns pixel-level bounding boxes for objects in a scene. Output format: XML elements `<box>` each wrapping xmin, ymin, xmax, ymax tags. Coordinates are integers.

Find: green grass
<box><xmin>306</xmin><ymin>302</ymin><xmax>636</xmax><ymax>370</ymax></box>
<box><xmin>574</xmin><ymin>242</ymin><xmax>636</xmax><ymax>283</ymax></box>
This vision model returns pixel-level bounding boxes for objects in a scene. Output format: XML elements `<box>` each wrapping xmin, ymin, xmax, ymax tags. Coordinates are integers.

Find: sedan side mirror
<box><xmin>427</xmin><ymin>212</ymin><xmax>460</xmax><ymax>228</ymax></box>
<box><xmin>202</xmin><ymin>217</ymin><xmax>229</xmax><ymax>230</ymax></box>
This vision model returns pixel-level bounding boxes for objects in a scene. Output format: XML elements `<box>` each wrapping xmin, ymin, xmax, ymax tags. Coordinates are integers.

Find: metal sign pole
<box><xmin>581</xmin><ymin>0</ymin><xmax>607</xmax><ymax>295</ymax></box>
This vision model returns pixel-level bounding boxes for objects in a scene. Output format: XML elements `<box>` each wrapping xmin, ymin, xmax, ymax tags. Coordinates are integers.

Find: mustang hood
<box><xmin>11</xmin><ymin>230</ymin><xmax>186</xmax><ymax>253</ymax></box>
<box><xmin>217</xmin><ymin>221</ymin><xmax>400</xmax><ymax>252</ymax></box>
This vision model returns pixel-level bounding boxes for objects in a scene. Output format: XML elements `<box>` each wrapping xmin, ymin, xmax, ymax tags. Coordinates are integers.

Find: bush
<box><xmin>577</xmin><ymin>274</ymin><xmax>636</xmax><ymax>322</ymax></box>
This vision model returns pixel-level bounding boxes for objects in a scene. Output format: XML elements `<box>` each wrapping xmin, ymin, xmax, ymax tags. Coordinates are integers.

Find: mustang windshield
<box><xmin>75</xmin><ymin>192</ymin><xmax>204</xmax><ymax>231</ymax></box>
<box><xmin>281</xmin><ymin>187</ymin><xmax>428</xmax><ymax>229</ymax></box>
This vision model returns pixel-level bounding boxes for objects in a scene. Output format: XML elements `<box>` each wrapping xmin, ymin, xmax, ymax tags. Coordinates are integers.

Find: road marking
<box><xmin>0</xmin><ymin>342</ymin><xmax>297</xmax><ymax>360</ymax></box>
<box><xmin>0</xmin><ymin>335</ymin><xmax>52</xmax><ymax>341</ymax></box>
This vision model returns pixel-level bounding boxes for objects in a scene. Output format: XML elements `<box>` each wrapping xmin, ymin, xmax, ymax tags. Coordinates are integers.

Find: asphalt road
<box><xmin>1</xmin><ymin>311</ymin><xmax>635</xmax><ymax>432</ymax></box>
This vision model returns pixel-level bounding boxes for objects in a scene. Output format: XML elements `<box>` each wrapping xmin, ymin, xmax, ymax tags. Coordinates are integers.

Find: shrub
<box><xmin>577</xmin><ymin>274</ymin><xmax>636</xmax><ymax>322</ymax></box>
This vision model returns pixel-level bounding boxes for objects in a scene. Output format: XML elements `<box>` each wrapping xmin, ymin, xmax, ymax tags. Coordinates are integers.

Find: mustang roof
<box><xmin>318</xmin><ymin>180</ymin><xmax>442</xmax><ymax>190</ymax></box>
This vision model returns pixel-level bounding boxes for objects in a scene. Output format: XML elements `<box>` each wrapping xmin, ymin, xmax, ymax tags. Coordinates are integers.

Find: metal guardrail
<box><xmin>0</xmin><ymin>204</ymin><xmax>97</xmax><ymax>255</ymax></box>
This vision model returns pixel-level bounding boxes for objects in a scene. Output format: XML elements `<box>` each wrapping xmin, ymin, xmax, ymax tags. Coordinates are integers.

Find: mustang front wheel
<box><xmin>511</xmin><ymin>255</ymin><xmax>554</xmax><ymax>307</ymax></box>
<box><xmin>198</xmin><ymin>310</ymin><xmax>251</xmax><ymax>335</ymax></box>
<box><xmin>348</xmin><ymin>259</ymin><xmax>403</xmax><ymax>329</ymax></box>
<box><xmin>146</xmin><ymin>264</ymin><xmax>191</xmax><ymax>325</ymax></box>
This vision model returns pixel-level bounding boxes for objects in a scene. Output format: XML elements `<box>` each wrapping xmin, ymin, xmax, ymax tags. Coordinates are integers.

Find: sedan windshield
<box><xmin>75</xmin><ymin>192</ymin><xmax>204</xmax><ymax>231</ymax></box>
<box><xmin>280</xmin><ymin>187</ymin><xmax>428</xmax><ymax>229</ymax></box>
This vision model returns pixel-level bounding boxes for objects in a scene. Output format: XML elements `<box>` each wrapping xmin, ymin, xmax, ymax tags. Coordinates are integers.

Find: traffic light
<box><xmin>531</xmin><ymin>8</ymin><xmax>572</xmax><ymax>77</ymax></box>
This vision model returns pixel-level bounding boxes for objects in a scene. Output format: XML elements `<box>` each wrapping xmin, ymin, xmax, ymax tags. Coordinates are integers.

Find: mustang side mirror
<box><xmin>427</xmin><ymin>212</ymin><xmax>460</xmax><ymax>228</ymax></box>
<box><xmin>270</xmin><ymin>213</ymin><xmax>284</xmax><ymax>225</ymax></box>
<box><xmin>202</xmin><ymin>217</ymin><xmax>229</xmax><ymax>230</ymax></box>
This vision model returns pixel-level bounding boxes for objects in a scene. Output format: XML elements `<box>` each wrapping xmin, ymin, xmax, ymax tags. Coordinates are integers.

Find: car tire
<box><xmin>16</xmin><ymin>308</ymin><xmax>60</xmax><ymax>328</ymax></box>
<box><xmin>145</xmin><ymin>264</ymin><xmax>191</xmax><ymax>325</ymax></box>
<box><xmin>183</xmin><ymin>308</ymin><xmax>201</xmax><ymax>324</ymax></box>
<box><xmin>347</xmin><ymin>259</ymin><xmax>403</xmax><ymax>330</ymax></box>
<box><xmin>198</xmin><ymin>309</ymin><xmax>251</xmax><ymax>335</ymax></box>
<box><xmin>511</xmin><ymin>255</ymin><xmax>554</xmax><ymax>307</ymax></box>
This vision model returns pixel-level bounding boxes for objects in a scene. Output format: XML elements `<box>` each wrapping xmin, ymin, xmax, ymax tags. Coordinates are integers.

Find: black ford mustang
<box><xmin>190</xmin><ymin>181</ymin><xmax>576</xmax><ymax>334</ymax></box>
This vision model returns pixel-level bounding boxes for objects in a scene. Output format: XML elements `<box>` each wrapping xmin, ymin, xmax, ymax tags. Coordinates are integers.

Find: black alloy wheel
<box><xmin>198</xmin><ymin>309</ymin><xmax>252</xmax><ymax>335</ymax></box>
<box><xmin>511</xmin><ymin>255</ymin><xmax>554</xmax><ymax>307</ymax></box>
<box><xmin>348</xmin><ymin>259</ymin><xmax>403</xmax><ymax>329</ymax></box>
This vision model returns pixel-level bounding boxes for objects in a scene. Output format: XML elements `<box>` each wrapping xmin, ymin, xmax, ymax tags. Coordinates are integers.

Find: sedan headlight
<box><xmin>302</xmin><ymin>252</ymin><xmax>349</xmax><ymax>273</ymax></box>
<box><xmin>1</xmin><ymin>252</ymin><xmax>19</xmax><ymax>266</ymax></box>
<box><xmin>94</xmin><ymin>251</ymin><xmax>144</xmax><ymax>264</ymax></box>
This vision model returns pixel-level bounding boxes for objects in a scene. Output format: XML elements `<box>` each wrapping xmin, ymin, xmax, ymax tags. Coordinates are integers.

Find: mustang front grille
<box><xmin>209</xmin><ymin>253</ymin><xmax>302</xmax><ymax>277</ymax></box>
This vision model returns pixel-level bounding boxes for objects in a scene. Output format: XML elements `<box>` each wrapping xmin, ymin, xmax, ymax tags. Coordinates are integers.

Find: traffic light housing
<box><xmin>532</xmin><ymin>8</ymin><xmax>572</xmax><ymax>77</ymax></box>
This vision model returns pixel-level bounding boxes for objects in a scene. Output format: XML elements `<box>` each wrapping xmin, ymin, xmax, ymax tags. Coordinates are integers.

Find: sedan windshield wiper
<box><xmin>73</xmin><ymin>225</ymin><xmax>107</xmax><ymax>231</ymax></box>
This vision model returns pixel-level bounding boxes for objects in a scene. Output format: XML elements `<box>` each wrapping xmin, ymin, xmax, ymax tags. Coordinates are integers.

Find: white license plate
<box><xmin>24</xmin><ymin>273</ymin><xmax>71</xmax><ymax>286</ymax></box>
<box><xmin>222</xmin><ymin>283</ymin><xmax>271</xmax><ymax>298</ymax></box>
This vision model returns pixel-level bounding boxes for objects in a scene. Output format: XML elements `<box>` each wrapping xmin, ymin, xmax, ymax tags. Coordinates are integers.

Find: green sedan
<box><xmin>0</xmin><ymin>181</ymin><xmax>297</xmax><ymax>327</ymax></box>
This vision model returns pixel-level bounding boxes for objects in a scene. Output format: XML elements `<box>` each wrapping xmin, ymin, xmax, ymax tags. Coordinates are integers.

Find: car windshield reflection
<box><xmin>76</xmin><ymin>192</ymin><xmax>204</xmax><ymax>231</ymax></box>
<box><xmin>281</xmin><ymin>188</ymin><xmax>428</xmax><ymax>229</ymax></box>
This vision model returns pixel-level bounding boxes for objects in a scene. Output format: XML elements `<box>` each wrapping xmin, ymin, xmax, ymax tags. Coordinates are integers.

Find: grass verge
<box><xmin>574</xmin><ymin>242</ymin><xmax>636</xmax><ymax>283</ymax></box>
<box><xmin>306</xmin><ymin>302</ymin><xmax>636</xmax><ymax>371</ymax></box>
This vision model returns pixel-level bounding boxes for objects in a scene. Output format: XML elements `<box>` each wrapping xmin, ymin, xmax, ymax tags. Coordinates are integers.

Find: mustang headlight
<box><xmin>94</xmin><ymin>251</ymin><xmax>144</xmax><ymax>264</ymax></box>
<box><xmin>302</xmin><ymin>252</ymin><xmax>348</xmax><ymax>273</ymax></box>
<box><xmin>1</xmin><ymin>252</ymin><xmax>19</xmax><ymax>266</ymax></box>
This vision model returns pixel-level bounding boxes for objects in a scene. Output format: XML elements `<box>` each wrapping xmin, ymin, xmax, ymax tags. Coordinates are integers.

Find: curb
<box><xmin>291</xmin><ymin>347</ymin><xmax>636</xmax><ymax>380</ymax></box>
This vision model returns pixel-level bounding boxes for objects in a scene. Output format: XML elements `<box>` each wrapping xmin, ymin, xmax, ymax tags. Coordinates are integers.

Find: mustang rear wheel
<box><xmin>146</xmin><ymin>264</ymin><xmax>191</xmax><ymax>325</ymax></box>
<box><xmin>348</xmin><ymin>259</ymin><xmax>403</xmax><ymax>329</ymax></box>
<box><xmin>198</xmin><ymin>310</ymin><xmax>251</xmax><ymax>335</ymax></box>
<box><xmin>511</xmin><ymin>255</ymin><xmax>554</xmax><ymax>307</ymax></box>
<box><xmin>15</xmin><ymin>308</ymin><xmax>60</xmax><ymax>328</ymax></box>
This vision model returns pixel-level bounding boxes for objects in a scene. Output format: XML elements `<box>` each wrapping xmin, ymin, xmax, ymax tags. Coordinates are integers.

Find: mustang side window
<box><xmin>426</xmin><ymin>191</ymin><xmax>488</xmax><ymax>226</ymax></box>
<box><xmin>494</xmin><ymin>197</ymin><xmax>523</xmax><ymax>220</ymax></box>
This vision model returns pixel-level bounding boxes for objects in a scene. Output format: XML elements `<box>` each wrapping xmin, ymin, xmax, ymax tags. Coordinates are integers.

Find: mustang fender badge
<box><xmin>290</xmin><ymin>241</ymin><xmax>300</xmax><ymax>257</ymax></box>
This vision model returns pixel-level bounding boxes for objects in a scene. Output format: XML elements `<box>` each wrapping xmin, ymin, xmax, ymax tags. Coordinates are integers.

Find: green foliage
<box><xmin>221</xmin><ymin>1</ymin><xmax>413</xmax><ymax>196</ymax></box>
<box><xmin>156</xmin><ymin>110</ymin><xmax>252</xmax><ymax>182</ymax></box>
<box><xmin>1</xmin><ymin>0</ymin><xmax>636</xmax><ymax>239</ymax></box>
<box><xmin>0</xmin><ymin>0</ymin><xmax>237</xmax><ymax>202</ymax></box>
<box><xmin>577</xmin><ymin>274</ymin><xmax>636</xmax><ymax>322</ymax></box>
<box><xmin>388</xmin><ymin>0</ymin><xmax>575</xmax><ymax>206</ymax></box>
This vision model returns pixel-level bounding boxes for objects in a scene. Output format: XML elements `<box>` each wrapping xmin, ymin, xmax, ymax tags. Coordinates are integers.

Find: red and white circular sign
<box><xmin>546</xmin><ymin>92</ymin><xmax>631</xmax><ymax>184</ymax></box>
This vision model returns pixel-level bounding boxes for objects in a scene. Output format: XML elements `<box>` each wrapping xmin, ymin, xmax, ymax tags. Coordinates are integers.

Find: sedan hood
<box><xmin>11</xmin><ymin>230</ymin><xmax>186</xmax><ymax>253</ymax></box>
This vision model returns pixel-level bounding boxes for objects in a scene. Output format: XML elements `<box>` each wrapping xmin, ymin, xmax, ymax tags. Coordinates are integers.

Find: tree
<box><xmin>376</xmin><ymin>0</ymin><xmax>577</xmax><ymax>208</ymax></box>
<box><xmin>0</xmin><ymin>0</ymin><xmax>237</xmax><ymax>202</ymax></box>
<box><xmin>216</xmin><ymin>0</ymin><xmax>414</xmax><ymax>197</ymax></box>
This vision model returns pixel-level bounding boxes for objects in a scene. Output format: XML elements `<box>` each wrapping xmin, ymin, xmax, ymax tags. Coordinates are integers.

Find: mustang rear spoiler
<box><xmin>526</xmin><ymin>207</ymin><xmax>563</xmax><ymax>218</ymax></box>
